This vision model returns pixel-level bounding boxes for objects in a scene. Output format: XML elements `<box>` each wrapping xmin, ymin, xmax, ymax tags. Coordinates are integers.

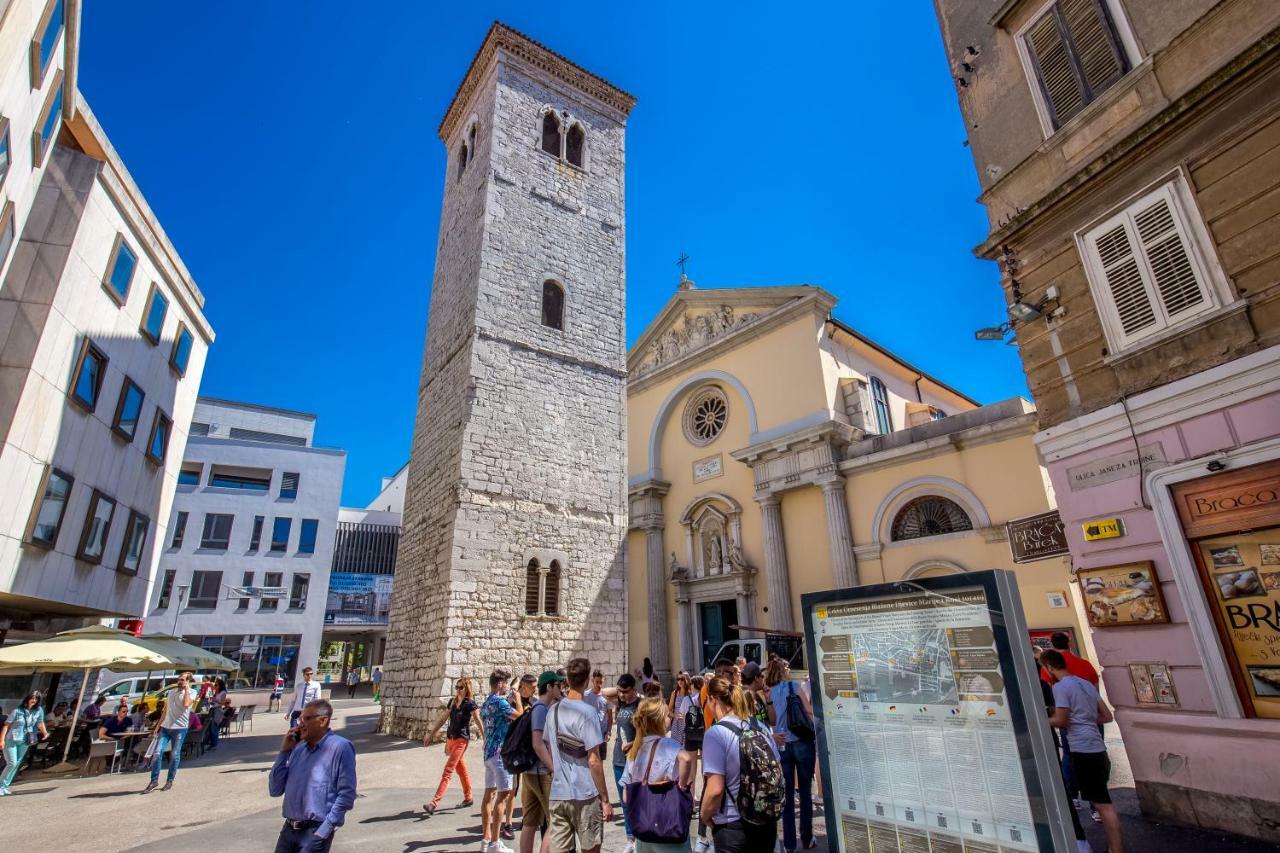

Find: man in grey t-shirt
<box><xmin>143</xmin><ymin>672</ymin><xmax>194</xmax><ymax>793</ymax></box>
<box><xmin>1043</xmin><ymin>650</ymin><xmax>1123</xmax><ymax>853</ymax></box>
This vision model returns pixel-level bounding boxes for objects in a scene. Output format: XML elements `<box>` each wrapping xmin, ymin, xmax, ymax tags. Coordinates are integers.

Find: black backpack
<box><xmin>501</xmin><ymin>708</ymin><xmax>538</xmax><ymax>774</ymax></box>
<box><xmin>784</xmin><ymin>682</ymin><xmax>815</xmax><ymax>743</ymax></box>
<box><xmin>683</xmin><ymin>699</ymin><xmax>705</xmax><ymax>750</ymax></box>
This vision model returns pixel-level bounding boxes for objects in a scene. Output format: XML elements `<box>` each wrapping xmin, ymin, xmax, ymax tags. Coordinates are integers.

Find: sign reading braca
<box><xmin>1067</xmin><ymin>444</ymin><xmax>1166</xmax><ymax>491</ymax></box>
<box><xmin>1006</xmin><ymin>511</ymin><xmax>1069</xmax><ymax>564</ymax></box>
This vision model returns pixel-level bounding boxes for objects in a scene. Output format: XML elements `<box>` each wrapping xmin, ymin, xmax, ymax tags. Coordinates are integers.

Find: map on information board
<box><xmin>853</xmin><ymin>628</ymin><xmax>958</xmax><ymax>706</ymax></box>
<box><xmin>809</xmin><ymin>586</ymin><xmax>1042</xmax><ymax>853</ymax></box>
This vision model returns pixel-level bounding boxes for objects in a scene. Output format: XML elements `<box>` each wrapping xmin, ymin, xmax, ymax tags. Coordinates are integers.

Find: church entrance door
<box><xmin>698</xmin><ymin>599</ymin><xmax>739</xmax><ymax>669</ymax></box>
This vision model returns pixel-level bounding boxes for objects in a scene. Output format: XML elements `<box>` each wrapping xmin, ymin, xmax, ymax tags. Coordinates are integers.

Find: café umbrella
<box><xmin>0</xmin><ymin>626</ymin><xmax>181</xmax><ymax>767</ymax></box>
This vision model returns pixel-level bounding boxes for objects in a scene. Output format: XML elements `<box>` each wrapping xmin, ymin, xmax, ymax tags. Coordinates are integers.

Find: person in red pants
<box><xmin>423</xmin><ymin>677</ymin><xmax>483</xmax><ymax>815</ymax></box>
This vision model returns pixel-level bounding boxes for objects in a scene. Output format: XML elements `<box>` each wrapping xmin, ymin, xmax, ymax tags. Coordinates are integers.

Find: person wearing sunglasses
<box><xmin>423</xmin><ymin>677</ymin><xmax>482</xmax><ymax>816</ymax></box>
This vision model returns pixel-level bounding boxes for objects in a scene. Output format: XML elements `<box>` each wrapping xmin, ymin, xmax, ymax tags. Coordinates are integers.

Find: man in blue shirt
<box><xmin>269</xmin><ymin>699</ymin><xmax>357</xmax><ymax>852</ymax></box>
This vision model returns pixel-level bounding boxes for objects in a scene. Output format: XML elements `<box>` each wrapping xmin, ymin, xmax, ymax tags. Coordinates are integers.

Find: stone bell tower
<box><xmin>381</xmin><ymin>23</ymin><xmax>636</xmax><ymax>737</ymax></box>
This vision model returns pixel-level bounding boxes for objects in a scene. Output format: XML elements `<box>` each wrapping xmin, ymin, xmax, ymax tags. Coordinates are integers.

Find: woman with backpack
<box><xmin>620</xmin><ymin>697</ymin><xmax>695</xmax><ymax>851</ymax></box>
<box><xmin>422</xmin><ymin>676</ymin><xmax>482</xmax><ymax>816</ymax></box>
<box><xmin>699</xmin><ymin>675</ymin><xmax>783</xmax><ymax>853</ymax></box>
<box><xmin>765</xmin><ymin>659</ymin><xmax>817</xmax><ymax>852</ymax></box>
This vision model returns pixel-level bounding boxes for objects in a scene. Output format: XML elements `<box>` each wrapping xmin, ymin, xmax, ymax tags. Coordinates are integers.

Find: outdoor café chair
<box><xmin>82</xmin><ymin>739</ymin><xmax>122</xmax><ymax>776</ymax></box>
<box><xmin>236</xmin><ymin>704</ymin><xmax>256</xmax><ymax>733</ymax></box>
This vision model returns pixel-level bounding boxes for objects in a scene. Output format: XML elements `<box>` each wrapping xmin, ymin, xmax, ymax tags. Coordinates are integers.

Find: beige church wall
<box><xmin>626</xmin><ymin>527</ymin><xmax>650</xmax><ymax>673</ymax></box>
<box><xmin>780</xmin><ymin>485</ymin><xmax>836</xmax><ymax>632</ymax></box>
<box><xmin>627</xmin><ymin>313</ymin><xmax>830</xmax><ymax>476</ymax></box>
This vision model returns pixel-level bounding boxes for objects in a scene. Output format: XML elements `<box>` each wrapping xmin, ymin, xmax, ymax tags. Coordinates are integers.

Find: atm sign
<box><xmin>1082</xmin><ymin>518</ymin><xmax>1125</xmax><ymax>541</ymax></box>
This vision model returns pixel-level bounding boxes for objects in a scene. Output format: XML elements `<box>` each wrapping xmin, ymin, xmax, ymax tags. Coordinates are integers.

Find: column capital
<box><xmin>817</xmin><ymin>473</ymin><xmax>846</xmax><ymax>492</ymax></box>
<box><xmin>754</xmin><ymin>492</ymin><xmax>781</xmax><ymax>508</ymax></box>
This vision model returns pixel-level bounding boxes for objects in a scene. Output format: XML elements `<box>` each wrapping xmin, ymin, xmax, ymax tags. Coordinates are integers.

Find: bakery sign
<box><xmin>1006</xmin><ymin>510</ymin><xmax>1070</xmax><ymax>563</ymax></box>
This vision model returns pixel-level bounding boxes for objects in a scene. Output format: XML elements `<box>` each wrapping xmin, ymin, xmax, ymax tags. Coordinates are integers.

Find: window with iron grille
<box><xmin>890</xmin><ymin>496</ymin><xmax>973</xmax><ymax>541</ymax></box>
<box><xmin>1021</xmin><ymin>0</ymin><xmax>1131</xmax><ymax>132</ymax></box>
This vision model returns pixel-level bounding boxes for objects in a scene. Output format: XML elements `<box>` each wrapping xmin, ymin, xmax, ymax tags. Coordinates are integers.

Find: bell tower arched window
<box><xmin>566</xmin><ymin>123</ymin><xmax>585</xmax><ymax>167</ymax></box>
<box><xmin>525</xmin><ymin>557</ymin><xmax>561</xmax><ymax>616</ymax></box>
<box><xmin>870</xmin><ymin>376</ymin><xmax>892</xmax><ymax>435</ymax></box>
<box><xmin>457</xmin><ymin>143</ymin><xmax>468</xmax><ymax>181</ymax></box>
<box><xmin>541</xmin><ymin>112</ymin><xmax>561</xmax><ymax>157</ymax></box>
<box><xmin>541</xmin><ymin>280</ymin><xmax>565</xmax><ymax>330</ymax></box>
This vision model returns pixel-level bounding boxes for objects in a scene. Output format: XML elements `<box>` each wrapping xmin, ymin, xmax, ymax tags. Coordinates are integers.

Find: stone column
<box><xmin>820</xmin><ymin>476</ymin><xmax>859</xmax><ymax>588</ymax></box>
<box><xmin>675</xmin><ymin>593</ymin><xmax>694</xmax><ymax>672</ymax></box>
<box><xmin>645</xmin><ymin>523</ymin><xmax>671</xmax><ymax>681</ymax></box>
<box><xmin>756</xmin><ymin>494</ymin><xmax>795</xmax><ymax>632</ymax></box>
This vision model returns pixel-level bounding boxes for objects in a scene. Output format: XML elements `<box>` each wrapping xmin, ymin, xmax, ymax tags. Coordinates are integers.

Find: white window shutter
<box><xmin>1093</xmin><ymin>221</ymin><xmax>1157</xmax><ymax>338</ymax></box>
<box><xmin>1132</xmin><ymin>194</ymin><xmax>1208</xmax><ymax>320</ymax></box>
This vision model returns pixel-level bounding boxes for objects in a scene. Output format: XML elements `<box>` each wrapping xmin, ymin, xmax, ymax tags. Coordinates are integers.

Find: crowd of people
<box><xmin>418</xmin><ymin>654</ymin><xmax>816</xmax><ymax>853</ymax></box>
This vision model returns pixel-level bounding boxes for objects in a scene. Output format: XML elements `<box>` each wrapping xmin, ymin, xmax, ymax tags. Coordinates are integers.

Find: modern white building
<box><xmin>321</xmin><ymin>464</ymin><xmax>405</xmax><ymax>678</ymax></box>
<box><xmin>0</xmin><ymin>0</ymin><xmax>214</xmax><ymax>694</ymax></box>
<box><xmin>146</xmin><ymin>398</ymin><xmax>345</xmax><ymax>687</ymax></box>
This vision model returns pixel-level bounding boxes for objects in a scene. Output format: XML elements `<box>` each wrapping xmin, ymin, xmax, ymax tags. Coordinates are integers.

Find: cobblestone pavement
<box><xmin>0</xmin><ymin>697</ymin><xmax>1270</xmax><ymax>852</ymax></box>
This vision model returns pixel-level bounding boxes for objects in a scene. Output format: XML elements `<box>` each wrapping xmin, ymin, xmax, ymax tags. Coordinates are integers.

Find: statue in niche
<box><xmin>710</xmin><ymin>537</ymin><xmax>723</xmax><ymax>570</ymax></box>
<box><xmin>729</xmin><ymin>542</ymin><xmax>749</xmax><ymax>572</ymax></box>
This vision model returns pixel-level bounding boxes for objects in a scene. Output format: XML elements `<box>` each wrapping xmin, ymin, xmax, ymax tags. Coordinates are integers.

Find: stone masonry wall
<box><xmin>382</xmin><ymin>47</ymin><xmax>630</xmax><ymax>739</ymax></box>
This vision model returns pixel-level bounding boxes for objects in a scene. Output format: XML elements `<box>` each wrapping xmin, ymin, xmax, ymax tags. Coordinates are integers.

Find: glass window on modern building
<box><xmin>249</xmin><ymin>515</ymin><xmax>264</xmax><ymax>551</ymax></box>
<box><xmin>76</xmin><ymin>490</ymin><xmax>116</xmax><ymax>564</ymax></box>
<box><xmin>200</xmin><ymin>513</ymin><xmax>233</xmax><ymax>550</ymax></box>
<box><xmin>31</xmin><ymin>0</ymin><xmax>65</xmax><ymax>85</ymax></box>
<box><xmin>141</xmin><ymin>284</ymin><xmax>168</xmax><ymax>344</ymax></box>
<box><xmin>147</xmin><ymin>410</ymin><xmax>172</xmax><ymax>464</ymax></box>
<box><xmin>26</xmin><ymin>466</ymin><xmax>73</xmax><ymax>548</ymax></box>
<box><xmin>69</xmin><ymin>339</ymin><xmax>108</xmax><ymax>411</ymax></box>
<box><xmin>188</xmin><ymin>570</ymin><xmax>223</xmax><ymax>609</ymax></box>
<box><xmin>280</xmin><ymin>472</ymin><xmax>299</xmax><ymax>499</ymax></box>
<box><xmin>289</xmin><ymin>573</ymin><xmax>310</xmax><ymax>610</ymax></box>
<box><xmin>170</xmin><ymin>323</ymin><xmax>193</xmax><ymax>376</ymax></box>
<box><xmin>271</xmin><ymin>517</ymin><xmax>291</xmax><ymax>552</ymax></box>
<box><xmin>111</xmin><ymin>378</ymin><xmax>145</xmax><ymax>441</ymax></box>
<box><xmin>298</xmin><ymin>519</ymin><xmax>318</xmax><ymax>554</ymax></box>
<box><xmin>170</xmin><ymin>510</ymin><xmax>188</xmax><ymax>549</ymax></box>
<box><xmin>117</xmin><ymin>510</ymin><xmax>149</xmax><ymax>575</ymax></box>
<box><xmin>260</xmin><ymin>571</ymin><xmax>284</xmax><ymax>611</ymax></box>
<box><xmin>156</xmin><ymin>569</ymin><xmax>177</xmax><ymax>608</ymax></box>
<box><xmin>102</xmin><ymin>235</ymin><xmax>137</xmax><ymax>304</ymax></box>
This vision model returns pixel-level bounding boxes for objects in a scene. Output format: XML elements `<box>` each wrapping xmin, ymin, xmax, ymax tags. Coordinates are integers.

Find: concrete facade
<box><xmin>935</xmin><ymin>0</ymin><xmax>1280</xmax><ymax>839</ymax></box>
<box><xmin>381</xmin><ymin>23</ymin><xmax>636</xmax><ymax>737</ymax></box>
<box><xmin>0</xmin><ymin>1</ymin><xmax>214</xmax><ymax>653</ymax></box>
<box><xmin>145</xmin><ymin>398</ymin><xmax>345</xmax><ymax>685</ymax></box>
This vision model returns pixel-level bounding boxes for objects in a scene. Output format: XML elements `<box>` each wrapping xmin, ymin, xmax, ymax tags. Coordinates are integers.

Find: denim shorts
<box><xmin>484</xmin><ymin>753</ymin><xmax>513</xmax><ymax>791</ymax></box>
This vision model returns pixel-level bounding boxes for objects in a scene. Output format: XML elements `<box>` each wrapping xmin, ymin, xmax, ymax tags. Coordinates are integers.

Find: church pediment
<box><xmin>628</xmin><ymin>286</ymin><xmax>834</xmax><ymax>382</ymax></box>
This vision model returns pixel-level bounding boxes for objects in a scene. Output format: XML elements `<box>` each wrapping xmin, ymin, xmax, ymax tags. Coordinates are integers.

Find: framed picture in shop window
<box><xmin>1077</xmin><ymin>561</ymin><xmax>1170</xmax><ymax>627</ymax></box>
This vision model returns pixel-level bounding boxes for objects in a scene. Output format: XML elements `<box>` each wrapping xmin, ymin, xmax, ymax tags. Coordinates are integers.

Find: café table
<box><xmin>105</xmin><ymin>730</ymin><xmax>151</xmax><ymax>771</ymax></box>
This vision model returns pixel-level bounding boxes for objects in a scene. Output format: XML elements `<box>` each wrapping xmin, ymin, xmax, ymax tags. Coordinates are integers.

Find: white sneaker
<box><xmin>489</xmin><ymin>842</ymin><xmax>514</xmax><ymax>853</ymax></box>
<box><xmin>624</xmin><ymin>842</ymin><xmax>636</xmax><ymax>853</ymax></box>
<box><xmin>693</xmin><ymin>839</ymin><xmax>711</xmax><ymax>853</ymax></box>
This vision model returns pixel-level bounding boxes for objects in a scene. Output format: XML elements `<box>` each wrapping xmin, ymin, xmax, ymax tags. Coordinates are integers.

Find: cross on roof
<box><xmin>676</xmin><ymin>252</ymin><xmax>690</xmax><ymax>277</ymax></box>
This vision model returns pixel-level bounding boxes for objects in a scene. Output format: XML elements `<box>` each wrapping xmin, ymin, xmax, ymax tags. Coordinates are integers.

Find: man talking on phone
<box><xmin>269</xmin><ymin>699</ymin><xmax>357</xmax><ymax>852</ymax></box>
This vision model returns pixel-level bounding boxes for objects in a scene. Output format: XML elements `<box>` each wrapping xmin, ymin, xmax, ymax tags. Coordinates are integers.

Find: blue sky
<box><xmin>78</xmin><ymin>2</ymin><xmax>1025</xmax><ymax>507</ymax></box>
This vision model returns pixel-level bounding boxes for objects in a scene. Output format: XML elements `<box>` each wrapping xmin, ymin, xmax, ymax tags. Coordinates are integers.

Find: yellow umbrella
<box><xmin>139</xmin><ymin>634</ymin><xmax>238</xmax><ymax>672</ymax></box>
<box><xmin>0</xmin><ymin>626</ymin><xmax>177</xmax><ymax>767</ymax></box>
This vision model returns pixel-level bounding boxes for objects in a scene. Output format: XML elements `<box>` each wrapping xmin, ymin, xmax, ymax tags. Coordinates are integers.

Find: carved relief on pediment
<box><xmin>635</xmin><ymin>305</ymin><xmax>761</xmax><ymax>376</ymax></box>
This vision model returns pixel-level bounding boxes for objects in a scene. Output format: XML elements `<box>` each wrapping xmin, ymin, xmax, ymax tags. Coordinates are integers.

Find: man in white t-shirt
<box><xmin>543</xmin><ymin>658</ymin><xmax>612</xmax><ymax>853</ymax></box>
<box><xmin>142</xmin><ymin>672</ymin><xmax>195</xmax><ymax>794</ymax></box>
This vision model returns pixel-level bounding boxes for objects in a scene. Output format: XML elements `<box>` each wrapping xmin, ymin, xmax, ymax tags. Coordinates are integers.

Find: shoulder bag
<box><xmin>552</xmin><ymin>702</ymin><xmax>589</xmax><ymax>759</ymax></box>
<box><xmin>626</xmin><ymin>740</ymin><xmax>693</xmax><ymax>844</ymax></box>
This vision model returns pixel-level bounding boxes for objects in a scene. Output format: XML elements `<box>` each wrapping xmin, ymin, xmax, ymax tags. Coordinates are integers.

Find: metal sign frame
<box><xmin>801</xmin><ymin>569</ymin><xmax>1075</xmax><ymax>852</ymax></box>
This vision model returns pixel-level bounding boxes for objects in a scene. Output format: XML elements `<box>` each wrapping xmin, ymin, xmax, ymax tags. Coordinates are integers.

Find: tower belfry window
<box><xmin>457</xmin><ymin>143</ymin><xmax>468</xmax><ymax>181</ymax></box>
<box><xmin>541</xmin><ymin>112</ymin><xmax>561</xmax><ymax>157</ymax></box>
<box><xmin>566</xmin><ymin>124</ymin><xmax>584</xmax><ymax>167</ymax></box>
<box><xmin>542</xmin><ymin>280</ymin><xmax>565</xmax><ymax>330</ymax></box>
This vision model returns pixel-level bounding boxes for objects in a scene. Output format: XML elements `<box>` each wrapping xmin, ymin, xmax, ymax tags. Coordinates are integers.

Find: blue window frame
<box><xmin>177</xmin><ymin>468</ymin><xmax>200</xmax><ymax>486</ymax></box>
<box><xmin>870</xmin><ymin>376</ymin><xmax>893</xmax><ymax>435</ymax></box>
<box><xmin>111</xmin><ymin>377</ymin><xmax>144</xmax><ymax>440</ymax></box>
<box><xmin>70</xmin><ymin>339</ymin><xmax>107</xmax><ymax>411</ymax></box>
<box><xmin>298</xmin><ymin>519</ymin><xmax>318</xmax><ymax>554</ymax></box>
<box><xmin>0</xmin><ymin>117</ymin><xmax>11</xmax><ymax>190</ymax></box>
<box><xmin>34</xmin><ymin>81</ymin><xmax>62</xmax><ymax>165</ymax></box>
<box><xmin>142</xmin><ymin>284</ymin><xmax>168</xmax><ymax>343</ymax></box>
<box><xmin>170</xmin><ymin>323</ymin><xmax>193</xmax><ymax>376</ymax></box>
<box><xmin>33</xmin><ymin>0</ymin><xmax>65</xmax><ymax>84</ymax></box>
<box><xmin>104</xmin><ymin>236</ymin><xmax>136</xmax><ymax>303</ymax></box>
<box><xmin>271</xmin><ymin>517</ymin><xmax>291</xmax><ymax>552</ymax></box>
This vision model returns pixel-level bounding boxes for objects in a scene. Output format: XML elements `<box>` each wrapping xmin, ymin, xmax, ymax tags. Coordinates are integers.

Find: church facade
<box><xmin>381</xmin><ymin>24</ymin><xmax>634</xmax><ymax>737</ymax></box>
<box><xmin>626</xmin><ymin>284</ymin><xmax>1089</xmax><ymax>679</ymax></box>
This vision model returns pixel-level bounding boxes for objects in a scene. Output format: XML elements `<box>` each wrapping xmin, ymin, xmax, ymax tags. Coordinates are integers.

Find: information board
<box><xmin>803</xmin><ymin>571</ymin><xmax>1073</xmax><ymax>853</ymax></box>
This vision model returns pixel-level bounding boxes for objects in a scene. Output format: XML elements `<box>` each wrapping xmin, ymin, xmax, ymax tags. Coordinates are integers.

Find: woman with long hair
<box><xmin>621</xmin><ymin>697</ymin><xmax>696</xmax><ymax>852</ymax></box>
<box><xmin>668</xmin><ymin>672</ymin><xmax>694</xmax><ymax>746</ymax></box>
<box><xmin>422</xmin><ymin>676</ymin><xmax>482</xmax><ymax>815</ymax></box>
<box><xmin>765</xmin><ymin>659</ymin><xmax>817</xmax><ymax>852</ymax></box>
<box><xmin>698</xmin><ymin>675</ymin><xmax>779</xmax><ymax>853</ymax></box>
<box><xmin>0</xmin><ymin>691</ymin><xmax>49</xmax><ymax>795</ymax></box>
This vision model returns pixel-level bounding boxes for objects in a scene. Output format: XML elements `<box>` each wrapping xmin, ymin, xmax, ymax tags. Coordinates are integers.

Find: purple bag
<box><xmin>625</xmin><ymin>741</ymin><xmax>694</xmax><ymax>844</ymax></box>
